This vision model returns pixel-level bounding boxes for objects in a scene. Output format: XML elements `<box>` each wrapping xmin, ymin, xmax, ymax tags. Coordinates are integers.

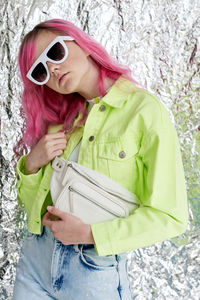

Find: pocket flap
<box><xmin>98</xmin><ymin>139</ymin><xmax>138</xmax><ymax>161</ymax></box>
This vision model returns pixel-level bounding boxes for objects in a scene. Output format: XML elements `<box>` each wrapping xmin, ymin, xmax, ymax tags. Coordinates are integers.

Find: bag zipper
<box><xmin>68</xmin><ymin>185</ymin><xmax>125</xmax><ymax>218</ymax></box>
<box><xmin>66</xmin><ymin>163</ymin><xmax>139</xmax><ymax>208</ymax></box>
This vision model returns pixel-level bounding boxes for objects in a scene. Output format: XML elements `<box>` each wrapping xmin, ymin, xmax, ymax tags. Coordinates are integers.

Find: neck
<box><xmin>77</xmin><ymin>57</ymin><xmax>115</xmax><ymax>100</ymax></box>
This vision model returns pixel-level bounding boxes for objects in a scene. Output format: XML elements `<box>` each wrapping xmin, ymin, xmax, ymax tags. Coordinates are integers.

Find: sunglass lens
<box><xmin>47</xmin><ymin>42</ymin><xmax>65</xmax><ymax>61</ymax></box>
<box><xmin>31</xmin><ymin>62</ymin><xmax>47</xmax><ymax>82</ymax></box>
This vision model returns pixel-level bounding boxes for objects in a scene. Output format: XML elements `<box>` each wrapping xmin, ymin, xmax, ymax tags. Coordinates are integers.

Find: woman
<box><xmin>13</xmin><ymin>19</ymin><xmax>188</xmax><ymax>300</ymax></box>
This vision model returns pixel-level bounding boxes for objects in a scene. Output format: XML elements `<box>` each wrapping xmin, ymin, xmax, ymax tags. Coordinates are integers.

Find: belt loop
<box><xmin>73</xmin><ymin>244</ymin><xmax>80</xmax><ymax>253</ymax></box>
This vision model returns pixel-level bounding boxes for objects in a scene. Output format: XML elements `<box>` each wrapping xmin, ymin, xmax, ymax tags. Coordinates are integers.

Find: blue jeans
<box><xmin>12</xmin><ymin>225</ymin><xmax>133</xmax><ymax>299</ymax></box>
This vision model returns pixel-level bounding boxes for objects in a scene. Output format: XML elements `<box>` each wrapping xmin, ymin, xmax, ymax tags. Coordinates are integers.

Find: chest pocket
<box><xmin>97</xmin><ymin>138</ymin><xmax>139</xmax><ymax>192</ymax></box>
<box><xmin>98</xmin><ymin>138</ymin><xmax>138</xmax><ymax>161</ymax></box>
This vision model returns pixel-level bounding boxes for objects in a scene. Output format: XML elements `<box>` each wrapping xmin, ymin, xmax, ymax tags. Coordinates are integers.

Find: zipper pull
<box><xmin>61</xmin><ymin>163</ymin><xmax>73</xmax><ymax>186</ymax></box>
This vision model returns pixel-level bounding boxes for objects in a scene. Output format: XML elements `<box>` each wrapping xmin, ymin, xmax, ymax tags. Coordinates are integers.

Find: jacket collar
<box><xmin>47</xmin><ymin>76</ymin><xmax>140</xmax><ymax>134</ymax></box>
<box><xmin>101</xmin><ymin>76</ymin><xmax>139</xmax><ymax>108</ymax></box>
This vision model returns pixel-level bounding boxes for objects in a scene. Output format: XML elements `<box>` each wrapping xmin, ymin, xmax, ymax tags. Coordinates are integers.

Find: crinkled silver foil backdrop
<box><xmin>0</xmin><ymin>0</ymin><xmax>200</xmax><ymax>299</ymax></box>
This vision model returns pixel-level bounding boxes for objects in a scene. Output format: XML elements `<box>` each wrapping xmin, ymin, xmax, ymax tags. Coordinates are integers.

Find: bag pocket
<box><xmin>55</xmin><ymin>180</ymin><xmax>128</xmax><ymax>224</ymax></box>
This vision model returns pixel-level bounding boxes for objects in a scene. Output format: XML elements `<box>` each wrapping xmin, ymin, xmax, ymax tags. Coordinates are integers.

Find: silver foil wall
<box><xmin>1</xmin><ymin>0</ymin><xmax>200</xmax><ymax>299</ymax></box>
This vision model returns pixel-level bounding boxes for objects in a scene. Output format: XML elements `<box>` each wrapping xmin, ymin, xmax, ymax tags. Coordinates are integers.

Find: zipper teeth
<box><xmin>69</xmin><ymin>186</ymin><xmax>123</xmax><ymax>218</ymax></box>
<box><xmin>67</xmin><ymin>163</ymin><xmax>139</xmax><ymax>207</ymax></box>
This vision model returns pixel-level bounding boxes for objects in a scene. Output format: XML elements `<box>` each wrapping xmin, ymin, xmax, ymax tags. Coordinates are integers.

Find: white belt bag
<box><xmin>50</xmin><ymin>156</ymin><xmax>140</xmax><ymax>224</ymax></box>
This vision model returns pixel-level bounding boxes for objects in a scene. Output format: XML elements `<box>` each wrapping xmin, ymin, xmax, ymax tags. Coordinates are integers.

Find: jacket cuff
<box><xmin>91</xmin><ymin>222</ymin><xmax>113</xmax><ymax>256</ymax></box>
<box><xmin>16</xmin><ymin>155</ymin><xmax>43</xmax><ymax>186</ymax></box>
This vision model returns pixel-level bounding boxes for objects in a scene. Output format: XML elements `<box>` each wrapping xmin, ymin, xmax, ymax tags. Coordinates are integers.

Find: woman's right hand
<box><xmin>25</xmin><ymin>132</ymin><xmax>67</xmax><ymax>174</ymax></box>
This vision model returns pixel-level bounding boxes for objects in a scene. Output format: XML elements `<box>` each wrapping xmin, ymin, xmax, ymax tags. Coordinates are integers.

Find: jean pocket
<box><xmin>79</xmin><ymin>244</ymin><xmax>117</xmax><ymax>270</ymax></box>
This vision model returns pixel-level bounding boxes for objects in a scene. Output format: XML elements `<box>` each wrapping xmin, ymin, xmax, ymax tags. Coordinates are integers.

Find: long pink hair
<box><xmin>14</xmin><ymin>18</ymin><xmax>138</xmax><ymax>159</ymax></box>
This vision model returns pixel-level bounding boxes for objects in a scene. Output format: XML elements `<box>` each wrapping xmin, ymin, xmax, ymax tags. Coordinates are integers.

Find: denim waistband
<box><xmin>42</xmin><ymin>225</ymin><xmax>128</xmax><ymax>259</ymax></box>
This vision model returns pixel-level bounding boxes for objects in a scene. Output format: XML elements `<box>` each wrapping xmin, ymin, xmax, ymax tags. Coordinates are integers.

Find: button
<box><xmin>33</xmin><ymin>220</ymin><xmax>40</xmax><ymax>224</ymax></box>
<box><xmin>89</xmin><ymin>136</ymin><xmax>94</xmax><ymax>141</ymax></box>
<box><xmin>119</xmin><ymin>151</ymin><xmax>126</xmax><ymax>158</ymax></box>
<box><xmin>99</xmin><ymin>105</ymin><xmax>106</xmax><ymax>111</ymax></box>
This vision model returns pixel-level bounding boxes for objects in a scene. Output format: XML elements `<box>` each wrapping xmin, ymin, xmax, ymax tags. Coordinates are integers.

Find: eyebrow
<box><xmin>34</xmin><ymin>36</ymin><xmax>57</xmax><ymax>61</ymax></box>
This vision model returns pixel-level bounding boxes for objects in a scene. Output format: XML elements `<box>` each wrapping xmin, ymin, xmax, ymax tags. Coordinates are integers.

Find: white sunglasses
<box><xmin>26</xmin><ymin>35</ymin><xmax>74</xmax><ymax>85</ymax></box>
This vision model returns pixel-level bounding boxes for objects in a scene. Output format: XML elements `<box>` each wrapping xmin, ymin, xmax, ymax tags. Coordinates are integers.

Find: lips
<box><xmin>58</xmin><ymin>73</ymin><xmax>68</xmax><ymax>83</ymax></box>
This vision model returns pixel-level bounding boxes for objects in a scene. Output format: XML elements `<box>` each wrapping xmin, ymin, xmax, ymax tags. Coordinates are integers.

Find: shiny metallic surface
<box><xmin>1</xmin><ymin>0</ymin><xmax>200</xmax><ymax>299</ymax></box>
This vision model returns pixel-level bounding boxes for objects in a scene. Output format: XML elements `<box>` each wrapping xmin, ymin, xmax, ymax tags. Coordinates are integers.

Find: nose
<box><xmin>46</xmin><ymin>61</ymin><xmax>60</xmax><ymax>77</ymax></box>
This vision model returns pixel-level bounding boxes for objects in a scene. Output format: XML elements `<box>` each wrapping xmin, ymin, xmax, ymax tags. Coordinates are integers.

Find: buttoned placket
<box><xmin>78</xmin><ymin>101</ymin><xmax>108</xmax><ymax>167</ymax></box>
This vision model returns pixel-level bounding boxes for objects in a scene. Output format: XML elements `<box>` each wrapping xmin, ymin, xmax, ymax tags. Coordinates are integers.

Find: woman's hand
<box><xmin>42</xmin><ymin>206</ymin><xmax>95</xmax><ymax>245</ymax></box>
<box><xmin>25</xmin><ymin>132</ymin><xmax>67</xmax><ymax>174</ymax></box>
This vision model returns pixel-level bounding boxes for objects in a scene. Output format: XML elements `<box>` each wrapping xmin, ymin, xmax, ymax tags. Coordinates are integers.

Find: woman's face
<box><xmin>33</xmin><ymin>30</ymin><xmax>91</xmax><ymax>94</ymax></box>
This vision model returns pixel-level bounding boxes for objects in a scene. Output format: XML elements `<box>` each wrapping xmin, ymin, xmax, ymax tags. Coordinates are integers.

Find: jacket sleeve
<box><xmin>91</xmin><ymin>126</ymin><xmax>189</xmax><ymax>256</ymax></box>
<box><xmin>16</xmin><ymin>155</ymin><xmax>43</xmax><ymax>219</ymax></box>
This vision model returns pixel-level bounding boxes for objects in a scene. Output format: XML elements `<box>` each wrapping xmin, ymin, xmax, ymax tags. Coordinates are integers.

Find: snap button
<box><xmin>119</xmin><ymin>151</ymin><xmax>126</xmax><ymax>158</ymax></box>
<box><xmin>99</xmin><ymin>105</ymin><xmax>106</xmax><ymax>111</ymax></box>
<box><xmin>89</xmin><ymin>136</ymin><xmax>94</xmax><ymax>141</ymax></box>
<box><xmin>34</xmin><ymin>220</ymin><xmax>40</xmax><ymax>224</ymax></box>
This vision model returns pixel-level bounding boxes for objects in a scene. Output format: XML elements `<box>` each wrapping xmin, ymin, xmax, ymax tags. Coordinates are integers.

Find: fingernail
<box><xmin>47</xmin><ymin>206</ymin><xmax>52</xmax><ymax>211</ymax></box>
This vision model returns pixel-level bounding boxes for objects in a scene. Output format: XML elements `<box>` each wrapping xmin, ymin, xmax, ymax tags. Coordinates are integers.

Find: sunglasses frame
<box><xmin>26</xmin><ymin>35</ymin><xmax>74</xmax><ymax>85</ymax></box>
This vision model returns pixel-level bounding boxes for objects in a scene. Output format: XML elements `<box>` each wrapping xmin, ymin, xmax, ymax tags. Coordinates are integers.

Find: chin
<box><xmin>59</xmin><ymin>86</ymin><xmax>76</xmax><ymax>95</ymax></box>
<box><xmin>61</xmin><ymin>81</ymin><xmax>79</xmax><ymax>95</ymax></box>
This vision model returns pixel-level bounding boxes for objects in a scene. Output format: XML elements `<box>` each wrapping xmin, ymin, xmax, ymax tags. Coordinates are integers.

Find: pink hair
<box><xmin>14</xmin><ymin>18</ymin><xmax>138</xmax><ymax>159</ymax></box>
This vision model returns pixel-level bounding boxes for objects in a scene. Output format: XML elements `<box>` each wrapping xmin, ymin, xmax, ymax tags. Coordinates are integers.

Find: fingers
<box><xmin>48</xmin><ymin>140</ymin><xmax>67</xmax><ymax>150</ymax></box>
<box><xmin>47</xmin><ymin>142</ymin><xmax>67</xmax><ymax>157</ymax></box>
<box><xmin>43</xmin><ymin>134</ymin><xmax>66</xmax><ymax>148</ymax></box>
<box><xmin>47</xmin><ymin>206</ymin><xmax>66</xmax><ymax>220</ymax></box>
<box><xmin>47</xmin><ymin>131</ymin><xmax>66</xmax><ymax>138</ymax></box>
<box><xmin>43</xmin><ymin>133</ymin><xmax>67</xmax><ymax>156</ymax></box>
<box><xmin>26</xmin><ymin>132</ymin><xmax>67</xmax><ymax>173</ymax></box>
<box><xmin>41</xmin><ymin>136</ymin><xmax>66</xmax><ymax>161</ymax></box>
<box><xmin>42</xmin><ymin>211</ymin><xmax>62</xmax><ymax>232</ymax></box>
<box><xmin>42</xmin><ymin>212</ymin><xmax>51</xmax><ymax>227</ymax></box>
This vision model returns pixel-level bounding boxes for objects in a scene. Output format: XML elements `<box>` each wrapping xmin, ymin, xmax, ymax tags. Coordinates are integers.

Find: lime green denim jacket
<box><xmin>16</xmin><ymin>76</ymin><xmax>188</xmax><ymax>256</ymax></box>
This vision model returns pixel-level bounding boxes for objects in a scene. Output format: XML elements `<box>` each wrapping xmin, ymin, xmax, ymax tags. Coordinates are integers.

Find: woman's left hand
<box><xmin>42</xmin><ymin>206</ymin><xmax>95</xmax><ymax>245</ymax></box>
